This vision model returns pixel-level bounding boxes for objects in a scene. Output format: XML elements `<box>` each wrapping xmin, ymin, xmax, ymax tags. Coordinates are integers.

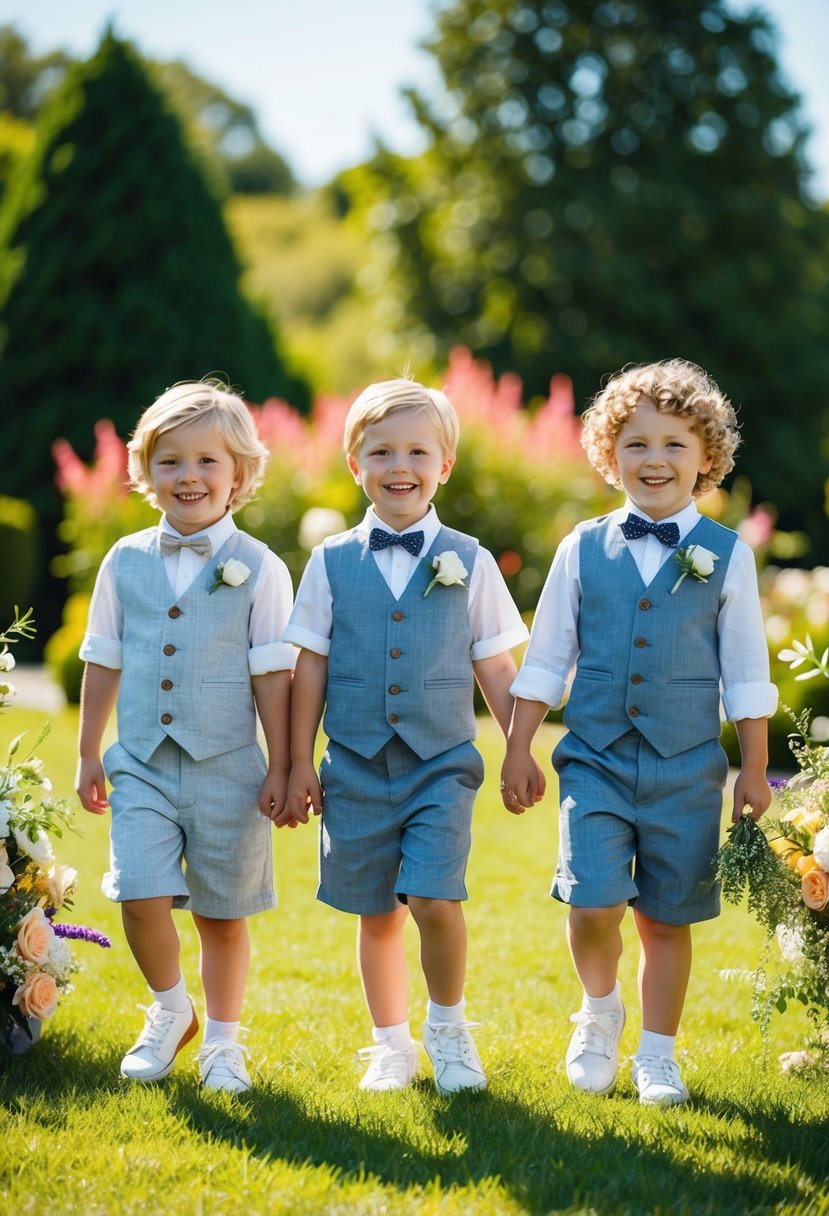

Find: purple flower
<box><xmin>52</xmin><ymin>922</ymin><xmax>112</xmax><ymax>948</ymax></box>
<box><xmin>769</xmin><ymin>777</ymin><xmax>790</xmax><ymax>791</ymax></box>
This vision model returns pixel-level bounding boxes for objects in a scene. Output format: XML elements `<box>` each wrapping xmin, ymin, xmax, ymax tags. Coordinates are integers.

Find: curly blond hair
<box><xmin>127</xmin><ymin>379</ymin><xmax>268</xmax><ymax>511</ymax></box>
<box><xmin>581</xmin><ymin>359</ymin><xmax>740</xmax><ymax>497</ymax></box>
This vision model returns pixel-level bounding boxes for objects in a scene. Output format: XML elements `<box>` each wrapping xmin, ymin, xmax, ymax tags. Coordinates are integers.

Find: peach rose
<box><xmin>12</xmin><ymin>969</ymin><xmax>59</xmax><ymax>1019</ymax></box>
<box><xmin>801</xmin><ymin>867</ymin><xmax>829</xmax><ymax>912</ymax></box>
<box><xmin>16</xmin><ymin>907</ymin><xmax>55</xmax><ymax>964</ymax></box>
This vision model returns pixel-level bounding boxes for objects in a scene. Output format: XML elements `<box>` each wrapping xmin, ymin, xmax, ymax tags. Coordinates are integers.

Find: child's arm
<box><xmin>277</xmin><ymin>648</ymin><xmax>327</xmax><ymax>828</ymax></box>
<box><xmin>472</xmin><ymin>650</ymin><xmax>518</xmax><ymax>736</ymax></box>
<box><xmin>75</xmin><ymin>661</ymin><xmax>120</xmax><ymax>815</ymax></box>
<box><xmin>731</xmin><ymin>716</ymin><xmax>772</xmax><ymax>823</ymax></box>
<box><xmin>500</xmin><ymin>697</ymin><xmax>549</xmax><ymax>816</ymax></box>
<box><xmin>252</xmin><ymin>670</ymin><xmax>292</xmax><ymax>823</ymax></box>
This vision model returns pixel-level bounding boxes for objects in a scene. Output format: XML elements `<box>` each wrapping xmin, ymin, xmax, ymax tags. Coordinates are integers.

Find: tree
<box><xmin>347</xmin><ymin>0</ymin><xmax>829</xmax><ymax>544</ymax></box>
<box><xmin>0</xmin><ymin>31</ymin><xmax>308</xmax><ymax>636</ymax></box>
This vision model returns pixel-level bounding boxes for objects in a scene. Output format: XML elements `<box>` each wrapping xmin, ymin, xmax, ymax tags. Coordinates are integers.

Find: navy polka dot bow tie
<box><xmin>619</xmin><ymin>514</ymin><xmax>680</xmax><ymax>548</ymax></box>
<box><xmin>369</xmin><ymin>527</ymin><xmax>425</xmax><ymax>556</ymax></box>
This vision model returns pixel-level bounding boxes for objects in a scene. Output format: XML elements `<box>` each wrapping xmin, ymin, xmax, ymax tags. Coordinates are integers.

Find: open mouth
<box><xmin>176</xmin><ymin>492</ymin><xmax>207</xmax><ymax>502</ymax></box>
<box><xmin>383</xmin><ymin>482</ymin><xmax>417</xmax><ymax>493</ymax></box>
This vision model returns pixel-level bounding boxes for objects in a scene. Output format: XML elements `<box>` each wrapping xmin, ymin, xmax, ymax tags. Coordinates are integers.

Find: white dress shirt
<box><xmin>283</xmin><ymin>506</ymin><xmax>529</xmax><ymax>660</ymax></box>
<box><xmin>80</xmin><ymin>513</ymin><xmax>297</xmax><ymax>675</ymax></box>
<box><xmin>511</xmin><ymin>499</ymin><xmax>777</xmax><ymax>722</ymax></box>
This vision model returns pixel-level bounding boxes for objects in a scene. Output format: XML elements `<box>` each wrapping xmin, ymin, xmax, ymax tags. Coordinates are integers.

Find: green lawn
<box><xmin>1</xmin><ymin>707</ymin><xmax>827</xmax><ymax>1216</ymax></box>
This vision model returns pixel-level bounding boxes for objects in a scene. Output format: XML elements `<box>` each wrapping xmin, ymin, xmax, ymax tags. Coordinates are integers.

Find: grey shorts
<box><xmin>317</xmin><ymin>736</ymin><xmax>485</xmax><ymax>915</ymax></box>
<box><xmin>102</xmin><ymin>737</ymin><xmax>276</xmax><ymax>919</ymax></box>
<box><xmin>551</xmin><ymin>729</ymin><xmax>729</xmax><ymax>925</ymax></box>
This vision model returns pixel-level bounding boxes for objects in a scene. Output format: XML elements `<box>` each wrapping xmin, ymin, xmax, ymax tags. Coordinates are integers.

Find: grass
<box><xmin>1</xmin><ymin>706</ymin><xmax>828</xmax><ymax>1215</ymax></box>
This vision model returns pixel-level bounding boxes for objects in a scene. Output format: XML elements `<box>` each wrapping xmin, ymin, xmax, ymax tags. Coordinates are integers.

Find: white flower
<box><xmin>423</xmin><ymin>550</ymin><xmax>469</xmax><ymax>599</ymax></box>
<box><xmin>13</xmin><ymin>825</ymin><xmax>54</xmax><ymax>866</ymax></box>
<box><xmin>670</xmin><ymin>543</ymin><xmax>719</xmax><ymax>593</ymax></box>
<box><xmin>0</xmin><ymin>843</ymin><xmax>13</xmax><ymax>893</ymax></box>
<box><xmin>0</xmin><ymin>650</ymin><xmax>15</xmax><ymax>673</ymax></box>
<box><xmin>46</xmin><ymin>863</ymin><xmax>78</xmax><ymax>909</ymax></box>
<box><xmin>0</xmin><ymin>797</ymin><xmax>13</xmax><ymax>837</ymax></box>
<box><xmin>208</xmin><ymin>558</ymin><xmax>252</xmax><ymax>594</ymax></box>
<box><xmin>775</xmin><ymin>923</ymin><xmax>806</xmax><ymax>964</ymax></box>
<box><xmin>813</xmin><ymin>825</ymin><xmax>829</xmax><ymax>871</ymax></box>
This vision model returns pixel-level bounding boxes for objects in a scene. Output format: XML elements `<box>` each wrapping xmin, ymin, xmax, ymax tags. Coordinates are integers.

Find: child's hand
<box><xmin>500</xmin><ymin>751</ymin><xmax>546</xmax><ymax>815</ymax></box>
<box><xmin>258</xmin><ymin>767</ymin><xmax>289</xmax><ymax>823</ymax></box>
<box><xmin>731</xmin><ymin>768</ymin><xmax>772</xmax><ymax>822</ymax></box>
<box><xmin>279</xmin><ymin>762</ymin><xmax>323</xmax><ymax>828</ymax></box>
<box><xmin>75</xmin><ymin>756</ymin><xmax>109</xmax><ymax>815</ymax></box>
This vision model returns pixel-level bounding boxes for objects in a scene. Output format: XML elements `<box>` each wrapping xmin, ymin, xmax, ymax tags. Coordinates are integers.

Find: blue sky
<box><xmin>3</xmin><ymin>0</ymin><xmax>827</xmax><ymax>196</ymax></box>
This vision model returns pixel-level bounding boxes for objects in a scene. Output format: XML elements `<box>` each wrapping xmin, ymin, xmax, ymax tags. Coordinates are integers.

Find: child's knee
<box><xmin>568</xmin><ymin>903</ymin><xmax>626</xmax><ymax>937</ymax></box>
<box><xmin>407</xmin><ymin>896</ymin><xmax>462</xmax><ymax>932</ymax></box>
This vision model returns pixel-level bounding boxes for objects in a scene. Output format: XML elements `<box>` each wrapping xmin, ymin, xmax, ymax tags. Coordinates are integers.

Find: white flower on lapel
<box><xmin>670</xmin><ymin>544</ymin><xmax>718</xmax><ymax>594</ymax></box>
<box><xmin>208</xmin><ymin>558</ymin><xmax>251</xmax><ymax>595</ymax></box>
<box><xmin>423</xmin><ymin>550</ymin><xmax>469</xmax><ymax>598</ymax></box>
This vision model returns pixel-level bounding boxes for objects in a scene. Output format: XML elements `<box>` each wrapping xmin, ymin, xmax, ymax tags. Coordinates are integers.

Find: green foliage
<box><xmin>43</xmin><ymin>593</ymin><xmax>89</xmax><ymax>704</ymax></box>
<box><xmin>0</xmin><ymin>494</ymin><xmax>38</xmax><ymax>627</ymax></box>
<box><xmin>345</xmin><ymin>0</ymin><xmax>829</xmax><ymax>548</ymax></box>
<box><xmin>0</xmin><ymin>30</ymin><xmax>308</xmax><ymax>529</ymax></box>
<box><xmin>0</xmin><ymin>25</ymin><xmax>71</xmax><ymax>121</ymax></box>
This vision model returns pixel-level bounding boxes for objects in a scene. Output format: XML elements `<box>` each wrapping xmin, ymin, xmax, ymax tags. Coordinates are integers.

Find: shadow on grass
<box><xmin>175</xmin><ymin>1077</ymin><xmax>817</xmax><ymax>1215</ymax></box>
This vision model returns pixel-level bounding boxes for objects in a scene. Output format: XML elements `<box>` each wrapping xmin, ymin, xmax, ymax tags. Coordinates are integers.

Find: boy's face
<box><xmin>610</xmin><ymin>396</ymin><xmax>713</xmax><ymax>521</ymax></box>
<box><xmin>347</xmin><ymin>407</ymin><xmax>454</xmax><ymax>531</ymax></box>
<box><xmin>149</xmin><ymin>418</ymin><xmax>239</xmax><ymax>535</ymax></box>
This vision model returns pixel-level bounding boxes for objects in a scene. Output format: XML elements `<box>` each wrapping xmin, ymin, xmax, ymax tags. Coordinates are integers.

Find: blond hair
<box><xmin>127</xmin><ymin>379</ymin><xmax>268</xmax><ymax>510</ymax></box>
<box><xmin>343</xmin><ymin>378</ymin><xmax>459</xmax><ymax>460</ymax></box>
<box><xmin>581</xmin><ymin>358</ymin><xmax>740</xmax><ymax>497</ymax></box>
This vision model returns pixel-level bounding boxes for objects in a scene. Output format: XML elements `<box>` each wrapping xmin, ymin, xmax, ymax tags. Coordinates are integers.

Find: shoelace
<box><xmin>568</xmin><ymin>1010</ymin><xmax>621</xmax><ymax>1058</ymax></box>
<box><xmin>198</xmin><ymin>1040</ymin><xmax>250</xmax><ymax>1078</ymax></box>
<box><xmin>635</xmin><ymin>1054</ymin><xmax>683</xmax><ymax>1089</ymax></box>
<box><xmin>134</xmin><ymin>1002</ymin><xmax>180</xmax><ymax>1050</ymax></box>
<box><xmin>357</xmin><ymin>1043</ymin><xmax>415</xmax><ymax>1085</ymax></box>
<box><xmin>426</xmin><ymin>1021</ymin><xmax>481</xmax><ymax>1065</ymax></box>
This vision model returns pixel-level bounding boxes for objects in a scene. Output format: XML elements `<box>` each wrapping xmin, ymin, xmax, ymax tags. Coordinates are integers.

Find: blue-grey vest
<box><xmin>322</xmin><ymin>526</ymin><xmax>479</xmax><ymax>760</ymax></box>
<box><xmin>114</xmin><ymin>528</ymin><xmax>267</xmax><ymax>762</ymax></box>
<box><xmin>563</xmin><ymin>514</ymin><xmax>737</xmax><ymax>758</ymax></box>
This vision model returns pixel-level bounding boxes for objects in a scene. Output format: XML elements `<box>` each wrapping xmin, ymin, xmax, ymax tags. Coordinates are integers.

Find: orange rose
<box><xmin>16</xmin><ymin>907</ymin><xmax>54</xmax><ymax>964</ymax></box>
<box><xmin>801</xmin><ymin>867</ymin><xmax>829</xmax><ymax>912</ymax></box>
<box><xmin>12</xmin><ymin>970</ymin><xmax>59</xmax><ymax>1019</ymax></box>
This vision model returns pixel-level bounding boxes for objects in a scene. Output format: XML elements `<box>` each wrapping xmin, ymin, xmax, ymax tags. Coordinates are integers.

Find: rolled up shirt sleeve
<box><xmin>468</xmin><ymin>547</ymin><xmax>529</xmax><ymax>660</ymax></box>
<box><xmin>510</xmin><ymin>530</ymin><xmax>580</xmax><ymax>709</ymax></box>
<box><xmin>719</xmin><ymin>541</ymin><xmax>778</xmax><ymax>721</ymax></box>
<box><xmin>282</xmin><ymin>547</ymin><xmax>333</xmax><ymax>657</ymax></box>
<box><xmin>79</xmin><ymin>548</ymin><xmax>123</xmax><ymax>669</ymax></box>
<box><xmin>248</xmin><ymin>551</ymin><xmax>297</xmax><ymax>674</ymax></box>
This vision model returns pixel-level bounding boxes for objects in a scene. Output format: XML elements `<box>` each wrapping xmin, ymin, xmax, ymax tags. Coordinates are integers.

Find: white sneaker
<box><xmin>422</xmin><ymin>1021</ymin><xmax>487</xmax><ymax>1095</ymax></box>
<box><xmin>198</xmin><ymin>1040</ymin><xmax>252</xmax><ymax>1093</ymax></box>
<box><xmin>565</xmin><ymin>1003</ymin><xmax>626</xmax><ymax>1095</ymax></box>
<box><xmin>632</xmin><ymin>1054</ymin><xmax>689</xmax><ymax>1106</ymax></box>
<box><xmin>120</xmin><ymin>998</ymin><xmax>198</xmax><ymax>1082</ymax></box>
<box><xmin>357</xmin><ymin>1041</ymin><xmax>420</xmax><ymax>1091</ymax></box>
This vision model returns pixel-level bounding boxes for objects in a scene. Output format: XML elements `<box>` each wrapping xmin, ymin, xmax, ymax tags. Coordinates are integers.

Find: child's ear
<box><xmin>346</xmin><ymin>454</ymin><xmax>362</xmax><ymax>485</ymax></box>
<box><xmin>700</xmin><ymin>451</ymin><xmax>714</xmax><ymax>476</ymax></box>
<box><xmin>438</xmin><ymin>454</ymin><xmax>456</xmax><ymax>484</ymax></box>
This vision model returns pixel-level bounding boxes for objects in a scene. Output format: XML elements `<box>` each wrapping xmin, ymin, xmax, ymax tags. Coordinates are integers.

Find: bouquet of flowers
<box><xmin>1</xmin><ymin>608</ymin><xmax>110</xmax><ymax>1052</ymax></box>
<box><xmin>714</xmin><ymin>636</ymin><xmax>829</xmax><ymax>1071</ymax></box>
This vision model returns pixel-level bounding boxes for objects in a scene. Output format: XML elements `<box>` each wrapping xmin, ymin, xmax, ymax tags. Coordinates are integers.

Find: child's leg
<box><xmin>563</xmin><ymin>903</ymin><xmax>627</xmax><ymax>1095</ymax></box>
<box><xmin>630</xmin><ymin>909</ymin><xmax>691</xmax><ymax>1106</ymax></box>
<box><xmin>355</xmin><ymin>906</ymin><xmax>419</xmax><ymax>1091</ymax></box>
<box><xmin>566</xmin><ymin>903</ymin><xmax>627</xmax><ymax>997</ymax></box>
<box><xmin>408</xmin><ymin>896</ymin><xmax>486</xmax><ymax>1094</ymax></box>
<box><xmin>192</xmin><ymin>913</ymin><xmax>253</xmax><ymax>1094</ymax></box>
<box><xmin>121</xmin><ymin>896</ymin><xmax>181</xmax><ymax>991</ymax></box>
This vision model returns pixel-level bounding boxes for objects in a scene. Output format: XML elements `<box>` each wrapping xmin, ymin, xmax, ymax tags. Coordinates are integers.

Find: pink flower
<box><xmin>801</xmin><ymin>867</ymin><xmax>829</xmax><ymax>911</ymax></box>
<box><xmin>12</xmin><ymin>970</ymin><xmax>59</xmax><ymax>1020</ymax></box>
<box><xmin>16</xmin><ymin>907</ymin><xmax>55</xmax><ymax>963</ymax></box>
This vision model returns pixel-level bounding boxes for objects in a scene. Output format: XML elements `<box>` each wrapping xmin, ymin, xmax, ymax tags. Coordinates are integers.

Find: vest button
<box><xmin>163</xmin><ymin>644</ymin><xmax>176</xmax><ymax>656</ymax></box>
<box><xmin>630</xmin><ymin>674</ymin><xmax>643</xmax><ymax>685</ymax></box>
<box><xmin>389</xmin><ymin>685</ymin><xmax>401</xmax><ymax>695</ymax></box>
<box><xmin>161</xmin><ymin>679</ymin><xmax>173</xmax><ymax>691</ymax></box>
<box><xmin>388</xmin><ymin>713</ymin><xmax>399</xmax><ymax>725</ymax></box>
<box><xmin>160</xmin><ymin>713</ymin><xmax>173</xmax><ymax>725</ymax></box>
<box><xmin>639</xmin><ymin>598</ymin><xmax>651</xmax><ymax>610</ymax></box>
<box><xmin>392</xmin><ymin>610</ymin><xmax>404</xmax><ymax>622</ymax></box>
<box><xmin>629</xmin><ymin>706</ymin><xmax>640</xmax><ymax>717</ymax></box>
<box><xmin>168</xmin><ymin>606</ymin><xmax>182</xmax><ymax>619</ymax></box>
<box><xmin>634</xmin><ymin>637</ymin><xmax>647</xmax><ymax>648</ymax></box>
<box><xmin>389</xmin><ymin>648</ymin><xmax>401</xmax><ymax>659</ymax></box>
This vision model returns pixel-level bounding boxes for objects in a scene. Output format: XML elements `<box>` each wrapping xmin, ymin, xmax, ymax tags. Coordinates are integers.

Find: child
<box><xmin>280</xmin><ymin>378</ymin><xmax>528</xmax><ymax>1093</ymax></box>
<box><xmin>75</xmin><ymin>381</ymin><xmax>295</xmax><ymax>1093</ymax></box>
<box><xmin>501</xmin><ymin>359</ymin><xmax>777</xmax><ymax>1105</ymax></box>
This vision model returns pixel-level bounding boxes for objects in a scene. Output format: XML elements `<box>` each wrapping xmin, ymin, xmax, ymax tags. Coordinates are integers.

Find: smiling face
<box><xmin>347</xmin><ymin>407</ymin><xmax>455</xmax><ymax>531</ymax></box>
<box><xmin>149</xmin><ymin>417</ymin><xmax>240</xmax><ymax>535</ymax></box>
<box><xmin>611</xmin><ymin>396</ymin><xmax>713</xmax><ymax>521</ymax></box>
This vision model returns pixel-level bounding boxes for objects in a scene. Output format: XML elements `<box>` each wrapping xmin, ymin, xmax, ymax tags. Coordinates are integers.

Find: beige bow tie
<box><xmin>159</xmin><ymin>533</ymin><xmax>212</xmax><ymax>558</ymax></box>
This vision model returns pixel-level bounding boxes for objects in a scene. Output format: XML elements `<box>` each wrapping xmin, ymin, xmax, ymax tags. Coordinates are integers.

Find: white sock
<box><xmin>152</xmin><ymin>976</ymin><xmax>189</xmax><ymax>1014</ymax></box>
<box><xmin>427</xmin><ymin>997</ymin><xmax>466</xmax><ymax>1026</ymax></box>
<box><xmin>372</xmin><ymin>1020</ymin><xmax>412</xmax><ymax>1050</ymax></box>
<box><xmin>582</xmin><ymin>982</ymin><xmax>622</xmax><ymax>1014</ymax></box>
<box><xmin>204</xmin><ymin>1018</ymin><xmax>240</xmax><ymax>1044</ymax></box>
<box><xmin>637</xmin><ymin>1029</ymin><xmax>675</xmax><ymax>1060</ymax></box>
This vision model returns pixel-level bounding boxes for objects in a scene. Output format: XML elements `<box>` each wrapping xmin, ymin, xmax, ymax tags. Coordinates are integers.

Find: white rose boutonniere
<box><xmin>423</xmin><ymin>550</ymin><xmax>469</xmax><ymax>599</ymax></box>
<box><xmin>208</xmin><ymin>558</ymin><xmax>252</xmax><ymax>595</ymax></box>
<box><xmin>670</xmin><ymin>544</ymin><xmax>718</xmax><ymax>594</ymax></box>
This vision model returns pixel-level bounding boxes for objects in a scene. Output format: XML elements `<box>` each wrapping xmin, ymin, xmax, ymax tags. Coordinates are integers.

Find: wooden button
<box><xmin>168</xmin><ymin>606</ymin><xmax>182</xmax><ymax>619</ymax></box>
<box><xmin>639</xmin><ymin>599</ymin><xmax>651</xmax><ymax>610</ymax></box>
<box><xmin>629</xmin><ymin>706</ymin><xmax>640</xmax><ymax>717</ymax></box>
<box><xmin>163</xmin><ymin>644</ymin><xmax>176</xmax><ymax>656</ymax></box>
<box><xmin>160</xmin><ymin>679</ymin><xmax>173</xmax><ymax>691</ymax></box>
<box><xmin>389</xmin><ymin>685</ymin><xmax>401</xmax><ymax>695</ymax></box>
<box><xmin>634</xmin><ymin>637</ymin><xmax>647</xmax><ymax>648</ymax></box>
<box><xmin>389</xmin><ymin>648</ymin><xmax>401</xmax><ymax>659</ymax></box>
<box><xmin>160</xmin><ymin>713</ymin><xmax>173</xmax><ymax>725</ymax></box>
<box><xmin>392</xmin><ymin>610</ymin><xmax>404</xmax><ymax>622</ymax></box>
<box><xmin>630</xmin><ymin>674</ymin><xmax>643</xmax><ymax>685</ymax></box>
<box><xmin>388</xmin><ymin>714</ymin><xmax>399</xmax><ymax>724</ymax></box>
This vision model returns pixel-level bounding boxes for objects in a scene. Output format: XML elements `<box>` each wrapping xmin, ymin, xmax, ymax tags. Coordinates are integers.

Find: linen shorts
<box><xmin>551</xmin><ymin>729</ymin><xmax>729</xmax><ymax>925</ymax></box>
<box><xmin>102</xmin><ymin>737</ymin><xmax>276</xmax><ymax>918</ymax></box>
<box><xmin>317</xmin><ymin>735</ymin><xmax>485</xmax><ymax>915</ymax></box>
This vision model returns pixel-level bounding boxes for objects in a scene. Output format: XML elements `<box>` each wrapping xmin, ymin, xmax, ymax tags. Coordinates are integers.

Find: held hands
<box><xmin>275</xmin><ymin>761</ymin><xmax>324</xmax><ymax>829</ymax></box>
<box><xmin>75</xmin><ymin>756</ymin><xmax>109</xmax><ymax>815</ymax></box>
<box><xmin>500</xmin><ymin>747</ymin><xmax>546</xmax><ymax>815</ymax></box>
<box><xmin>258</xmin><ymin>766</ymin><xmax>289</xmax><ymax>824</ymax></box>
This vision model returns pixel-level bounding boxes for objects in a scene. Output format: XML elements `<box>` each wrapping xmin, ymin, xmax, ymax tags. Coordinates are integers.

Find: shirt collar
<box><xmin>362</xmin><ymin>505</ymin><xmax>441</xmax><ymax>548</ymax></box>
<box><xmin>620</xmin><ymin>498</ymin><xmax>699</xmax><ymax>531</ymax></box>
<box><xmin>159</xmin><ymin>511</ymin><xmax>237</xmax><ymax>551</ymax></box>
